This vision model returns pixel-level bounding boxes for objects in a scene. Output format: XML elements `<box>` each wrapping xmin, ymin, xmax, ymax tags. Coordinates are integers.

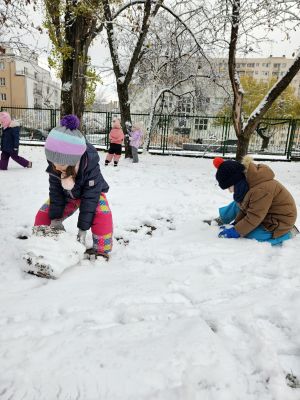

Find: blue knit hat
<box><xmin>214</xmin><ymin>157</ymin><xmax>245</xmax><ymax>189</ymax></box>
<box><xmin>45</xmin><ymin>115</ymin><xmax>87</xmax><ymax>166</ymax></box>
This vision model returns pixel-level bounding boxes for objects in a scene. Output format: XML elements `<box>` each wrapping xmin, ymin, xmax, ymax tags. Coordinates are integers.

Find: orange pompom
<box><xmin>213</xmin><ymin>157</ymin><xmax>224</xmax><ymax>169</ymax></box>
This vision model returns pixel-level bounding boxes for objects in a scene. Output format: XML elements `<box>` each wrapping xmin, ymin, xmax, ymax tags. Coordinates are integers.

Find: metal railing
<box><xmin>1</xmin><ymin>106</ymin><xmax>299</xmax><ymax>160</ymax></box>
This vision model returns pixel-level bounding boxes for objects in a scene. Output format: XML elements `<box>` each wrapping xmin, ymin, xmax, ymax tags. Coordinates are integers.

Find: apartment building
<box><xmin>0</xmin><ymin>45</ymin><xmax>61</xmax><ymax>109</ymax></box>
<box><xmin>215</xmin><ymin>55</ymin><xmax>300</xmax><ymax>98</ymax></box>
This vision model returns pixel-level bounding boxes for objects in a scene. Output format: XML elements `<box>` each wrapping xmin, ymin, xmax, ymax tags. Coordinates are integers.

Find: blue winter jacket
<box><xmin>0</xmin><ymin>126</ymin><xmax>20</xmax><ymax>152</ymax></box>
<box><xmin>46</xmin><ymin>142</ymin><xmax>109</xmax><ymax>231</ymax></box>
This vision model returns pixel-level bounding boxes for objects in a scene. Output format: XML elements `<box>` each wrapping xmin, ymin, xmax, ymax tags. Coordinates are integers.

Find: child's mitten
<box><xmin>218</xmin><ymin>226</ymin><xmax>240</xmax><ymax>239</ymax></box>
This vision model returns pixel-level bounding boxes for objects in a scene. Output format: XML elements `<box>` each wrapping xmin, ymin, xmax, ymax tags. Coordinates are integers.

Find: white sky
<box><xmin>29</xmin><ymin>6</ymin><xmax>300</xmax><ymax>102</ymax></box>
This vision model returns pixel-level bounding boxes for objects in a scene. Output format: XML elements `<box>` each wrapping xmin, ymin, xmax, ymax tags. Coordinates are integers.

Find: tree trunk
<box><xmin>60</xmin><ymin>13</ymin><xmax>91</xmax><ymax>123</ymax></box>
<box><xmin>61</xmin><ymin>58</ymin><xmax>73</xmax><ymax>116</ymax></box>
<box><xmin>71</xmin><ymin>50</ymin><xmax>88</xmax><ymax>122</ymax></box>
<box><xmin>236</xmin><ymin>134</ymin><xmax>250</xmax><ymax>162</ymax></box>
<box><xmin>143</xmin><ymin>106</ymin><xmax>156</xmax><ymax>152</ymax></box>
<box><xmin>117</xmin><ymin>82</ymin><xmax>132</xmax><ymax>158</ymax></box>
<box><xmin>60</xmin><ymin>55</ymin><xmax>88</xmax><ymax>122</ymax></box>
<box><xmin>260</xmin><ymin>136</ymin><xmax>270</xmax><ymax>151</ymax></box>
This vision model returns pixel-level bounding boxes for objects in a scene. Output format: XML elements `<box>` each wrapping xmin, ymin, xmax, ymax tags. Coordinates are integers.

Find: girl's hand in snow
<box><xmin>77</xmin><ymin>229</ymin><xmax>87</xmax><ymax>246</ymax></box>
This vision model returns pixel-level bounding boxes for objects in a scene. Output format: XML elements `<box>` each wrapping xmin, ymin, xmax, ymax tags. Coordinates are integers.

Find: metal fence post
<box><xmin>105</xmin><ymin>112</ymin><xmax>111</xmax><ymax>149</ymax></box>
<box><xmin>165</xmin><ymin>114</ymin><xmax>171</xmax><ymax>151</ymax></box>
<box><xmin>162</xmin><ymin>115</ymin><xmax>167</xmax><ymax>154</ymax></box>
<box><xmin>50</xmin><ymin>109</ymin><xmax>56</xmax><ymax>129</ymax></box>
<box><xmin>222</xmin><ymin>117</ymin><xmax>230</xmax><ymax>156</ymax></box>
<box><xmin>287</xmin><ymin>119</ymin><xmax>296</xmax><ymax>160</ymax></box>
<box><xmin>162</xmin><ymin>115</ymin><xmax>165</xmax><ymax>154</ymax></box>
<box><xmin>158</xmin><ymin>115</ymin><xmax>163</xmax><ymax>150</ymax></box>
<box><xmin>284</xmin><ymin>119</ymin><xmax>293</xmax><ymax>157</ymax></box>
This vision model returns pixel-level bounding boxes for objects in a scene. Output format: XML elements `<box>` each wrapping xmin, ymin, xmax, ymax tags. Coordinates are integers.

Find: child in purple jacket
<box><xmin>129</xmin><ymin>122</ymin><xmax>143</xmax><ymax>163</ymax></box>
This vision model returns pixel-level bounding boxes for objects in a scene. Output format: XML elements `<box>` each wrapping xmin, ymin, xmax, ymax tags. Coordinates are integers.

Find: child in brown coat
<box><xmin>212</xmin><ymin>156</ymin><xmax>297</xmax><ymax>245</ymax></box>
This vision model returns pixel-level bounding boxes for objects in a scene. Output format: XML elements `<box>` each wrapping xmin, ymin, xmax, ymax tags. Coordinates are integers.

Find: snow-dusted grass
<box><xmin>0</xmin><ymin>146</ymin><xmax>300</xmax><ymax>400</ymax></box>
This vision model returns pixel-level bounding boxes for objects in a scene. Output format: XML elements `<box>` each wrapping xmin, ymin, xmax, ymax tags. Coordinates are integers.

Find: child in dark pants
<box><xmin>0</xmin><ymin>112</ymin><xmax>32</xmax><ymax>170</ymax></box>
<box><xmin>105</xmin><ymin>119</ymin><xmax>124</xmax><ymax>167</ymax></box>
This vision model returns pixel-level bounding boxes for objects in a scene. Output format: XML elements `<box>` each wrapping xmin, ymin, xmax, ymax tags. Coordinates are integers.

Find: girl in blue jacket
<box><xmin>34</xmin><ymin>114</ymin><xmax>113</xmax><ymax>259</ymax></box>
<box><xmin>0</xmin><ymin>111</ymin><xmax>32</xmax><ymax>170</ymax></box>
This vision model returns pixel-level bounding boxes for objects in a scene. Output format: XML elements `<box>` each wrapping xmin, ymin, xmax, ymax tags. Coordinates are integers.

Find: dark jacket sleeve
<box><xmin>77</xmin><ymin>158</ymin><xmax>104</xmax><ymax>231</ymax></box>
<box><xmin>49</xmin><ymin>174</ymin><xmax>66</xmax><ymax>220</ymax></box>
<box><xmin>13</xmin><ymin>127</ymin><xmax>20</xmax><ymax>149</ymax></box>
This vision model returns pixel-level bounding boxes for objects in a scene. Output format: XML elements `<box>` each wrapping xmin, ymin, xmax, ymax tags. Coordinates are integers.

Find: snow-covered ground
<box><xmin>1</xmin><ymin>146</ymin><xmax>300</xmax><ymax>400</ymax></box>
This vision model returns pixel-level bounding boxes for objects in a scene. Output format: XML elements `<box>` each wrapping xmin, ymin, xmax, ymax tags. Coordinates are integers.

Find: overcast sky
<box><xmin>30</xmin><ymin>6</ymin><xmax>300</xmax><ymax>102</ymax></box>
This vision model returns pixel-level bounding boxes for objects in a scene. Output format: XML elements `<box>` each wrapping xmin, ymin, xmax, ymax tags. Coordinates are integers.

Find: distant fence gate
<box><xmin>1</xmin><ymin>106</ymin><xmax>300</xmax><ymax>160</ymax></box>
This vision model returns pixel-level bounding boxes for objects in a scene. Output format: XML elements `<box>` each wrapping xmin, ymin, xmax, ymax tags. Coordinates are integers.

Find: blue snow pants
<box><xmin>219</xmin><ymin>201</ymin><xmax>292</xmax><ymax>246</ymax></box>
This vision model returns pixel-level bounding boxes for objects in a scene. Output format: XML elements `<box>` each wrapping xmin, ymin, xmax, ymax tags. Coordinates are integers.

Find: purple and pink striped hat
<box><xmin>45</xmin><ymin>115</ymin><xmax>87</xmax><ymax>166</ymax></box>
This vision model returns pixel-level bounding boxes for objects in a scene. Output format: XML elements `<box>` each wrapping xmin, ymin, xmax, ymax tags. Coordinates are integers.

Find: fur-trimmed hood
<box><xmin>242</xmin><ymin>155</ymin><xmax>274</xmax><ymax>188</ymax></box>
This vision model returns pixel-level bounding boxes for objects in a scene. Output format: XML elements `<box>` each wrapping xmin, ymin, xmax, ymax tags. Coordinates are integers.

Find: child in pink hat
<box><xmin>0</xmin><ymin>111</ymin><xmax>32</xmax><ymax>170</ymax></box>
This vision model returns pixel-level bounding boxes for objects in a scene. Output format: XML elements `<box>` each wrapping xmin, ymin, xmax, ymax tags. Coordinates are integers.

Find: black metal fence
<box><xmin>1</xmin><ymin>106</ymin><xmax>300</xmax><ymax>160</ymax></box>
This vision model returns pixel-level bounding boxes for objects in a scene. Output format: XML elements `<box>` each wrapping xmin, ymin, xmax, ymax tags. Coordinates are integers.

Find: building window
<box><xmin>47</xmin><ymin>86</ymin><xmax>50</xmax><ymax>94</ymax></box>
<box><xmin>163</xmin><ymin>94</ymin><xmax>173</xmax><ymax>110</ymax></box>
<box><xmin>247</xmin><ymin>63</ymin><xmax>255</xmax><ymax>67</ymax></box>
<box><xmin>272</xmin><ymin>71</ymin><xmax>279</xmax><ymax>76</ymax></box>
<box><xmin>0</xmin><ymin>77</ymin><xmax>5</xmax><ymax>86</ymax></box>
<box><xmin>255</xmin><ymin>63</ymin><xmax>260</xmax><ymax>67</ymax></box>
<box><xmin>255</xmin><ymin>71</ymin><xmax>259</xmax><ymax>75</ymax></box>
<box><xmin>34</xmin><ymin>72</ymin><xmax>38</xmax><ymax>79</ymax></box>
<box><xmin>264</xmin><ymin>71</ymin><xmax>269</xmax><ymax>76</ymax></box>
<box><xmin>24</xmin><ymin>67</ymin><xmax>28</xmax><ymax>75</ymax></box>
<box><xmin>273</xmin><ymin>63</ymin><xmax>280</xmax><ymax>68</ymax></box>
<box><xmin>215</xmin><ymin>97</ymin><xmax>224</xmax><ymax>105</ymax></box>
<box><xmin>0</xmin><ymin>93</ymin><xmax>7</xmax><ymax>100</ymax></box>
<box><xmin>195</xmin><ymin>118</ymin><xmax>208</xmax><ymax>131</ymax></box>
<box><xmin>0</xmin><ymin>62</ymin><xmax>4</xmax><ymax>70</ymax></box>
<box><xmin>177</xmin><ymin>97</ymin><xmax>191</xmax><ymax>114</ymax></box>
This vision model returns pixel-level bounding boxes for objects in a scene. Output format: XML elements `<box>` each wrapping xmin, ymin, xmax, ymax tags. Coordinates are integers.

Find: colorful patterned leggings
<box><xmin>34</xmin><ymin>193</ymin><xmax>113</xmax><ymax>254</ymax></box>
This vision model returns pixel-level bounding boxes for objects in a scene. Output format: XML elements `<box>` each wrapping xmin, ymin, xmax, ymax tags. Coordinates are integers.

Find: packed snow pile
<box><xmin>0</xmin><ymin>146</ymin><xmax>300</xmax><ymax>400</ymax></box>
<box><xmin>22</xmin><ymin>226</ymin><xmax>86</xmax><ymax>279</ymax></box>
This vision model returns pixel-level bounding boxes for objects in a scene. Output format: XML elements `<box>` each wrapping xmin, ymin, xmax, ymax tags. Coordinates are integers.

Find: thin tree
<box><xmin>225</xmin><ymin>0</ymin><xmax>300</xmax><ymax>160</ymax></box>
<box><xmin>102</xmin><ymin>0</ymin><xmax>164</xmax><ymax>156</ymax></box>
